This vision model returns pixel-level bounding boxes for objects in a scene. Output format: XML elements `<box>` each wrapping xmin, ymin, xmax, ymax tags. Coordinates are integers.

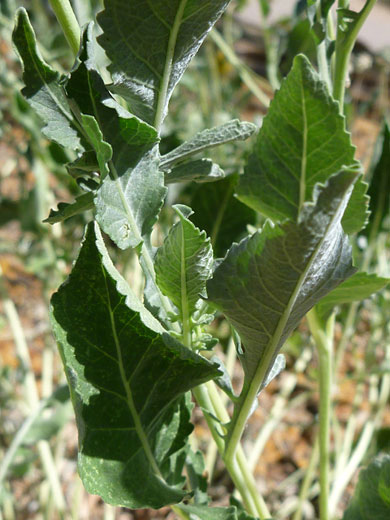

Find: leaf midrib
<box><xmin>226</xmin><ymin>182</ymin><xmax>353</xmax><ymax>455</ymax></box>
<box><xmin>154</xmin><ymin>0</ymin><xmax>188</xmax><ymax>132</ymax></box>
<box><xmin>299</xmin><ymin>75</ymin><xmax>308</xmax><ymax>216</ymax></box>
<box><xmin>102</xmin><ymin>266</ymin><xmax>162</xmax><ymax>477</ymax></box>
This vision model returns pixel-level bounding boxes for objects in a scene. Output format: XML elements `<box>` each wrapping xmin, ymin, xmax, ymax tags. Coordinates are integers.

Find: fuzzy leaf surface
<box><xmin>161</xmin><ymin>120</ymin><xmax>257</xmax><ymax>168</ymax></box>
<box><xmin>341</xmin><ymin>174</ymin><xmax>370</xmax><ymax>234</ymax></box>
<box><xmin>165</xmin><ymin>159</ymin><xmax>225</xmax><ymax>184</ymax></box>
<box><xmin>44</xmin><ymin>192</ymin><xmax>94</xmax><ymax>224</ymax></box>
<box><xmin>66</xmin><ymin>25</ymin><xmax>164</xmax><ymax>249</ymax></box>
<box><xmin>343</xmin><ymin>454</ymin><xmax>390</xmax><ymax>520</ymax></box>
<box><xmin>208</xmin><ymin>169</ymin><xmax>357</xmax><ymax>387</ymax></box>
<box><xmin>237</xmin><ymin>54</ymin><xmax>355</xmax><ymax>222</ymax></box>
<box><xmin>12</xmin><ymin>9</ymin><xmax>84</xmax><ymax>151</ymax></box>
<box><xmin>50</xmin><ymin>222</ymin><xmax>220</xmax><ymax>508</ymax></box>
<box><xmin>155</xmin><ymin>205</ymin><xmax>213</xmax><ymax>318</ymax></box>
<box><xmin>97</xmin><ymin>0</ymin><xmax>231</xmax><ymax>126</ymax></box>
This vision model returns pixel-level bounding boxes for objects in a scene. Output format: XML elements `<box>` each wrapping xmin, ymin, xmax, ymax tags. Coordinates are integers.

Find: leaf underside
<box><xmin>208</xmin><ymin>168</ymin><xmax>357</xmax><ymax>385</ymax></box>
<box><xmin>50</xmin><ymin>222</ymin><xmax>219</xmax><ymax>508</ymax></box>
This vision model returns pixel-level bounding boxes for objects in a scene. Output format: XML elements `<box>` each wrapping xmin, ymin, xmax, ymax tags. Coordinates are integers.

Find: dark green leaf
<box><xmin>165</xmin><ymin>159</ymin><xmax>225</xmax><ymax>184</ymax></box>
<box><xmin>155</xmin><ymin>205</ymin><xmax>213</xmax><ymax>319</ymax></box>
<box><xmin>237</xmin><ymin>55</ymin><xmax>356</xmax><ymax>222</ymax></box>
<box><xmin>97</xmin><ymin>0</ymin><xmax>231</xmax><ymax>127</ymax></box>
<box><xmin>190</xmin><ymin>175</ymin><xmax>257</xmax><ymax>258</ymax></box>
<box><xmin>161</xmin><ymin>120</ymin><xmax>257</xmax><ymax>168</ymax></box>
<box><xmin>342</xmin><ymin>174</ymin><xmax>370</xmax><ymax>234</ymax></box>
<box><xmin>208</xmin><ymin>169</ymin><xmax>357</xmax><ymax>390</ymax></box>
<box><xmin>50</xmin><ymin>222</ymin><xmax>220</xmax><ymax>508</ymax></box>
<box><xmin>12</xmin><ymin>9</ymin><xmax>83</xmax><ymax>151</ymax></box>
<box><xmin>79</xmin><ymin>114</ymin><xmax>112</xmax><ymax>177</ymax></box>
<box><xmin>66</xmin><ymin>25</ymin><xmax>164</xmax><ymax>250</ymax></box>
<box><xmin>43</xmin><ymin>191</ymin><xmax>95</xmax><ymax>224</ymax></box>
<box><xmin>343</xmin><ymin>454</ymin><xmax>390</xmax><ymax>520</ymax></box>
<box><xmin>364</xmin><ymin>122</ymin><xmax>390</xmax><ymax>237</ymax></box>
<box><xmin>186</xmin><ymin>449</ymin><xmax>209</xmax><ymax>505</ymax></box>
<box><xmin>44</xmin><ymin>192</ymin><xmax>95</xmax><ymax>224</ymax></box>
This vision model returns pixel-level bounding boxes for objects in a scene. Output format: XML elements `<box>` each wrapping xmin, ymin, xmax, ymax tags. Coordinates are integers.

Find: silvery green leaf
<box><xmin>161</xmin><ymin>120</ymin><xmax>257</xmax><ymax>168</ymax></box>
<box><xmin>44</xmin><ymin>192</ymin><xmax>94</xmax><ymax>224</ymax></box>
<box><xmin>165</xmin><ymin>159</ymin><xmax>225</xmax><ymax>184</ymax></box>
<box><xmin>208</xmin><ymin>169</ymin><xmax>357</xmax><ymax>391</ymax></box>
<box><xmin>13</xmin><ymin>8</ymin><xmax>84</xmax><ymax>151</ymax></box>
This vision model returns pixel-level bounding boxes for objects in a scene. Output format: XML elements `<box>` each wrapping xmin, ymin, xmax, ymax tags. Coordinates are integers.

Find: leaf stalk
<box><xmin>49</xmin><ymin>0</ymin><xmax>80</xmax><ymax>57</ymax></box>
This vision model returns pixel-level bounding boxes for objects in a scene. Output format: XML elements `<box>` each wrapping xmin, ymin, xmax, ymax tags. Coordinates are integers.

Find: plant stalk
<box><xmin>307</xmin><ymin>308</ymin><xmax>335</xmax><ymax>520</ymax></box>
<box><xmin>333</xmin><ymin>0</ymin><xmax>378</xmax><ymax>111</ymax></box>
<box><xmin>49</xmin><ymin>0</ymin><xmax>80</xmax><ymax>57</ymax></box>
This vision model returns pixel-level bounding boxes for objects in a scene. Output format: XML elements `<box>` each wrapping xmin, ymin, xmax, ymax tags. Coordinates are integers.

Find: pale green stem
<box><xmin>316</xmin><ymin>1</ymin><xmax>331</xmax><ymax>90</ymax></box>
<box><xmin>292</xmin><ymin>437</ymin><xmax>320</xmax><ymax>520</ymax></box>
<box><xmin>333</xmin><ymin>0</ymin><xmax>378</xmax><ymax>111</ymax></box>
<box><xmin>307</xmin><ymin>309</ymin><xmax>335</xmax><ymax>520</ymax></box>
<box><xmin>210</xmin><ymin>30</ymin><xmax>270</xmax><ymax>108</ymax></box>
<box><xmin>49</xmin><ymin>0</ymin><xmax>80</xmax><ymax>57</ymax></box>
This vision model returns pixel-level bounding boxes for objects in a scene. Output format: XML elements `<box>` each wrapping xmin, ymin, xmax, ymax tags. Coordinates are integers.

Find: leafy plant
<box><xmin>11</xmin><ymin>1</ymin><xmax>389</xmax><ymax>519</ymax></box>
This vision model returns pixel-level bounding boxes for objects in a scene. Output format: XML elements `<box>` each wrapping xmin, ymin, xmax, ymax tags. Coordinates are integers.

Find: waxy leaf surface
<box><xmin>50</xmin><ymin>223</ymin><xmax>220</xmax><ymax>508</ymax></box>
<box><xmin>208</xmin><ymin>169</ymin><xmax>357</xmax><ymax>387</ymax></box>
<box><xmin>237</xmin><ymin>54</ymin><xmax>355</xmax><ymax>222</ymax></box>
<box><xmin>13</xmin><ymin>9</ymin><xmax>84</xmax><ymax>151</ymax></box>
<box><xmin>155</xmin><ymin>205</ymin><xmax>213</xmax><ymax>319</ymax></box>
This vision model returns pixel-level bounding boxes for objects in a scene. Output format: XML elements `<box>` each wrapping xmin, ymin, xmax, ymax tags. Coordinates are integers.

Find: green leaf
<box><xmin>79</xmin><ymin>114</ymin><xmax>112</xmax><ymax>177</ymax></box>
<box><xmin>207</xmin><ymin>168</ymin><xmax>357</xmax><ymax>390</ymax></box>
<box><xmin>12</xmin><ymin>8</ymin><xmax>84</xmax><ymax>151</ymax></box>
<box><xmin>165</xmin><ymin>159</ymin><xmax>225</xmax><ymax>184</ymax></box>
<box><xmin>342</xmin><ymin>174</ymin><xmax>370</xmax><ymax>234</ymax></box>
<box><xmin>343</xmin><ymin>454</ymin><xmax>390</xmax><ymax>520</ymax></box>
<box><xmin>155</xmin><ymin>205</ymin><xmax>213</xmax><ymax>320</ymax></box>
<box><xmin>189</xmin><ymin>175</ymin><xmax>257</xmax><ymax>258</ymax></box>
<box><xmin>185</xmin><ymin>449</ymin><xmax>209</xmax><ymax>506</ymax></box>
<box><xmin>176</xmin><ymin>504</ymin><xmax>240</xmax><ymax>520</ymax></box>
<box><xmin>44</xmin><ymin>192</ymin><xmax>95</xmax><ymax>224</ymax></box>
<box><xmin>364</xmin><ymin>122</ymin><xmax>390</xmax><ymax>237</ymax></box>
<box><xmin>66</xmin><ymin>25</ymin><xmax>164</xmax><ymax>250</ymax></box>
<box><xmin>50</xmin><ymin>222</ymin><xmax>220</xmax><ymax>508</ymax></box>
<box><xmin>318</xmin><ymin>272</ymin><xmax>389</xmax><ymax>308</ymax></box>
<box><xmin>161</xmin><ymin>120</ymin><xmax>257</xmax><ymax>168</ymax></box>
<box><xmin>97</xmin><ymin>0</ymin><xmax>231</xmax><ymax>128</ymax></box>
<box><xmin>237</xmin><ymin>54</ymin><xmax>356</xmax><ymax>222</ymax></box>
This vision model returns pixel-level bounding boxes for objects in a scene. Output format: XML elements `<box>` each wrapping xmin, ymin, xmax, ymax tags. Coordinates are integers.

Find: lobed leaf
<box><xmin>44</xmin><ymin>192</ymin><xmax>95</xmax><ymax>224</ymax></box>
<box><xmin>237</xmin><ymin>54</ymin><xmax>356</xmax><ymax>222</ymax></box>
<box><xmin>50</xmin><ymin>222</ymin><xmax>220</xmax><ymax>508</ymax></box>
<box><xmin>155</xmin><ymin>205</ymin><xmax>213</xmax><ymax>319</ymax></box>
<box><xmin>208</xmin><ymin>168</ymin><xmax>357</xmax><ymax>388</ymax></box>
<box><xmin>97</xmin><ymin>0</ymin><xmax>231</xmax><ymax>127</ymax></box>
<box><xmin>161</xmin><ymin>120</ymin><xmax>257</xmax><ymax>168</ymax></box>
<box><xmin>341</xmin><ymin>174</ymin><xmax>370</xmax><ymax>234</ymax></box>
<box><xmin>12</xmin><ymin>9</ymin><xmax>84</xmax><ymax>151</ymax></box>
